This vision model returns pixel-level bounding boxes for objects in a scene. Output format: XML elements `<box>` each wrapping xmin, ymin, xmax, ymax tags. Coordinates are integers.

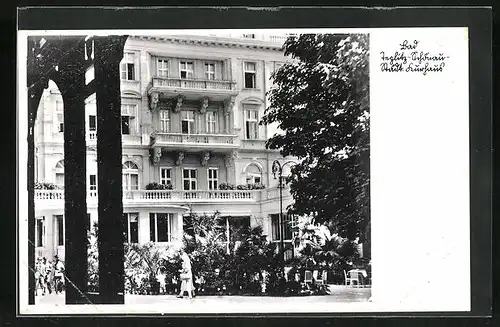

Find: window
<box><xmin>55</xmin><ymin>160</ymin><xmax>64</xmax><ymax>187</ymax></box>
<box><xmin>36</xmin><ymin>217</ymin><xmax>45</xmax><ymax>247</ymax></box>
<box><xmin>204</xmin><ymin>62</ymin><xmax>215</xmax><ymax>80</ymax></box>
<box><xmin>122</xmin><ymin>161</ymin><xmax>139</xmax><ymax>191</ymax></box>
<box><xmin>89</xmin><ymin>174</ymin><xmax>97</xmax><ymax>191</ymax></box>
<box><xmin>180</xmin><ymin>61</ymin><xmax>194</xmax><ymax>79</ymax></box>
<box><xmin>244</xmin><ymin>62</ymin><xmax>257</xmax><ymax>89</ymax></box>
<box><xmin>121</xmin><ymin>104</ymin><xmax>136</xmax><ymax>135</ymax></box>
<box><xmin>157</xmin><ymin>59</ymin><xmax>169</xmax><ymax>77</ymax></box>
<box><xmin>206</xmin><ymin>111</ymin><xmax>218</xmax><ymax>134</ymax></box>
<box><xmin>150</xmin><ymin>213</ymin><xmax>174</xmax><ymax>242</ymax></box>
<box><xmin>181</xmin><ymin>111</ymin><xmax>195</xmax><ymax>134</ymax></box>
<box><xmin>56</xmin><ymin>215</ymin><xmax>64</xmax><ymax>246</ymax></box>
<box><xmin>208</xmin><ymin>168</ymin><xmax>218</xmax><ymax>190</ymax></box>
<box><xmin>89</xmin><ymin>115</ymin><xmax>96</xmax><ymax>131</ymax></box>
<box><xmin>271</xmin><ymin>214</ymin><xmax>297</xmax><ymax>241</ymax></box>
<box><xmin>121</xmin><ymin>52</ymin><xmax>136</xmax><ymax>80</ymax></box>
<box><xmin>56</xmin><ymin>100</ymin><xmax>64</xmax><ymax>133</ymax></box>
<box><xmin>160</xmin><ymin>167</ymin><xmax>172</xmax><ymax>186</ymax></box>
<box><xmin>159</xmin><ymin>110</ymin><xmax>170</xmax><ymax>132</ymax></box>
<box><xmin>87</xmin><ymin>213</ymin><xmax>91</xmax><ymax>231</ymax></box>
<box><xmin>124</xmin><ymin>213</ymin><xmax>139</xmax><ymax>243</ymax></box>
<box><xmin>245</xmin><ymin>164</ymin><xmax>262</xmax><ymax>185</ymax></box>
<box><xmin>182</xmin><ymin>169</ymin><xmax>197</xmax><ymax>191</ymax></box>
<box><xmin>245</xmin><ymin>110</ymin><xmax>259</xmax><ymax>139</ymax></box>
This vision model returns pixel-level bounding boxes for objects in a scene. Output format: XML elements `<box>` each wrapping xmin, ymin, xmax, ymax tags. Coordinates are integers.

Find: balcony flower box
<box><xmin>145</xmin><ymin>182</ymin><xmax>173</xmax><ymax>190</ymax></box>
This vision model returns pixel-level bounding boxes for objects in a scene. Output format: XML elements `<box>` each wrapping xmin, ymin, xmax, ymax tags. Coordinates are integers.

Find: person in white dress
<box><xmin>177</xmin><ymin>252</ymin><xmax>193</xmax><ymax>299</ymax></box>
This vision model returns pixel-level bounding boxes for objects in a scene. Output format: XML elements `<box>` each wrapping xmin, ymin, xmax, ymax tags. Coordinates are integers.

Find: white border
<box><xmin>18</xmin><ymin>27</ymin><xmax>470</xmax><ymax>315</ymax></box>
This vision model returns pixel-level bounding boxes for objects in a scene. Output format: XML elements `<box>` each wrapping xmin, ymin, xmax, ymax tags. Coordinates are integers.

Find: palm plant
<box><xmin>125</xmin><ymin>242</ymin><xmax>168</xmax><ymax>294</ymax></box>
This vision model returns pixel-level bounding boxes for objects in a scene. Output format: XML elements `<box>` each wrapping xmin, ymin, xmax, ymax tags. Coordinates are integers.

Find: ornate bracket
<box><xmin>224</xmin><ymin>96</ymin><xmax>236</xmax><ymax>116</ymax></box>
<box><xmin>224</xmin><ymin>150</ymin><xmax>238</xmax><ymax>168</ymax></box>
<box><xmin>149</xmin><ymin>92</ymin><xmax>159</xmax><ymax>111</ymax></box>
<box><xmin>200</xmin><ymin>97</ymin><xmax>209</xmax><ymax>114</ymax></box>
<box><xmin>150</xmin><ymin>147</ymin><xmax>162</xmax><ymax>165</ymax></box>
<box><xmin>201</xmin><ymin>151</ymin><xmax>211</xmax><ymax>166</ymax></box>
<box><xmin>174</xmin><ymin>95</ymin><xmax>185</xmax><ymax>113</ymax></box>
<box><xmin>176</xmin><ymin>151</ymin><xmax>185</xmax><ymax>166</ymax></box>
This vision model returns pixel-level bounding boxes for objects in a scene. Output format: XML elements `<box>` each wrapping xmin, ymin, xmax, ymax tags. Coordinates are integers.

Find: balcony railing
<box><xmin>35</xmin><ymin>189</ymin><xmax>261</xmax><ymax>203</ymax></box>
<box><xmin>153</xmin><ymin>132</ymin><xmax>237</xmax><ymax>146</ymax></box>
<box><xmin>152</xmin><ymin>77</ymin><xmax>236</xmax><ymax>91</ymax></box>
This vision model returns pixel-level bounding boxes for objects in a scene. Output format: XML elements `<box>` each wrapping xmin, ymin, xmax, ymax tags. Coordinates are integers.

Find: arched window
<box><xmin>55</xmin><ymin>160</ymin><xmax>64</xmax><ymax>186</ymax></box>
<box><xmin>122</xmin><ymin>161</ymin><xmax>139</xmax><ymax>190</ymax></box>
<box><xmin>245</xmin><ymin>163</ymin><xmax>262</xmax><ymax>185</ymax></box>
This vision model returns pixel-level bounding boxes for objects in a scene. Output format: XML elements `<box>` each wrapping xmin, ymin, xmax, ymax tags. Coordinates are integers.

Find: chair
<box><xmin>312</xmin><ymin>270</ymin><xmax>319</xmax><ymax>283</ymax></box>
<box><xmin>304</xmin><ymin>270</ymin><xmax>313</xmax><ymax>289</ymax></box>
<box><xmin>345</xmin><ymin>270</ymin><xmax>361</xmax><ymax>288</ymax></box>
<box><xmin>321</xmin><ymin>270</ymin><xmax>328</xmax><ymax>285</ymax></box>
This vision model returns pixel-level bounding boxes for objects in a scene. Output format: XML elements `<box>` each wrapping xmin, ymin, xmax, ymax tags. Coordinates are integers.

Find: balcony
<box><xmin>35</xmin><ymin>189</ymin><xmax>261</xmax><ymax>206</ymax></box>
<box><xmin>149</xmin><ymin>76</ymin><xmax>237</xmax><ymax>102</ymax></box>
<box><xmin>151</xmin><ymin>132</ymin><xmax>239</xmax><ymax>152</ymax></box>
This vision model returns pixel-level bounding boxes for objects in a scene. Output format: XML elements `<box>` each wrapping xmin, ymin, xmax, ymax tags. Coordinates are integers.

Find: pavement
<box><xmin>35</xmin><ymin>285</ymin><xmax>371</xmax><ymax>307</ymax></box>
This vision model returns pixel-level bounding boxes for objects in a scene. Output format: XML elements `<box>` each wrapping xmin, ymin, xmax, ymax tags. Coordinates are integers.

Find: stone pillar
<box><xmin>27</xmin><ymin>84</ymin><xmax>44</xmax><ymax>305</ymax></box>
<box><xmin>57</xmin><ymin>49</ymin><xmax>89</xmax><ymax>304</ymax></box>
<box><xmin>94</xmin><ymin>35</ymin><xmax>128</xmax><ymax>304</ymax></box>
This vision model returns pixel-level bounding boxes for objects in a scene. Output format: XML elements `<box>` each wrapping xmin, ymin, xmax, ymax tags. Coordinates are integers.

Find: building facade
<box><xmin>33</xmin><ymin>33</ymin><xmax>297</xmax><ymax>262</ymax></box>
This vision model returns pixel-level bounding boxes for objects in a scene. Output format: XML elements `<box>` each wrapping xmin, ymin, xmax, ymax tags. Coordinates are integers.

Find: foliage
<box><xmin>236</xmin><ymin>183</ymin><xmax>266</xmax><ymax>190</ymax></box>
<box><xmin>34</xmin><ymin>182</ymin><xmax>62</xmax><ymax>190</ymax></box>
<box><xmin>218</xmin><ymin>182</ymin><xmax>235</xmax><ymax>190</ymax></box>
<box><xmin>87</xmin><ymin>222</ymin><xmax>99</xmax><ymax>292</ymax></box>
<box><xmin>145</xmin><ymin>182</ymin><xmax>173</xmax><ymax>190</ymax></box>
<box><xmin>261</xmin><ymin>33</ymin><xmax>370</xmax><ymax>248</ymax></box>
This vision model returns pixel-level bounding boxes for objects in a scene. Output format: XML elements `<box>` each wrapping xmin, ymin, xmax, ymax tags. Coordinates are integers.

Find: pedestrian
<box><xmin>53</xmin><ymin>255</ymin><xmax>65</xmax><ymax>294</ymax></box>
<box><xmin>43</xmin><ymin>257</ymin><xmax>52</xmax><ymax>294</ymax></box>
<box><xmin>34</xmin><ymin>257</ymin><xmax>42</xmax><ymax>296</ymax></box>
<box><xmin>177</xmin><ymin>252</ymin><xmax>193</xmax><ymax>299</ymax></box>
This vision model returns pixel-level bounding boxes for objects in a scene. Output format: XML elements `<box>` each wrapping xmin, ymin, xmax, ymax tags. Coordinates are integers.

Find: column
<box><xmin>27</xmin><ymin>84</ymin><xmax>44</xmax><ymax>305</ymax></box>
<box><xmin>177</xmin><ymin>213</ymin><xmax>183</xmax><ymax>242</ymax></box>
<box><xmin>94</xmin><ymin>35</ymin><xmax>128</xmax><ymax>304</ymax></box>
<box><xmin>58</xmin><ymin>49</ymin><xmax>89</xmax><ymax>304</ymax></box>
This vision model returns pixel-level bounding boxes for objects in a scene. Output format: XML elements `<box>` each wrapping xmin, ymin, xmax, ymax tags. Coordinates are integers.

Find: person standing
<box><xmin>177</xmin><ymin>252</ymin><xmax>193</xmax><ymax>299</ymax></box>
<box><xmin>54</xmin><ymin>256</ymin><xmax>65</xmax><ymax>294</ymax></box>
<box><xmin>42</xmin><ymin>257</ymin><xmax>52</xmax><ymax>294</ymax></box>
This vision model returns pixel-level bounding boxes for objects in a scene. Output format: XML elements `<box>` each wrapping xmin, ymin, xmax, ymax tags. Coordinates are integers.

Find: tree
<box><xmin>261</xmin><ymin>34</ymin><xmax>370</xmax><ymax>248</ymax></box>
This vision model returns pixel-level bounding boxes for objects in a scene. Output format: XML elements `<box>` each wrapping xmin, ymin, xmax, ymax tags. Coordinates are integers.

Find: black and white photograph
<box><xmin>17</xmin><ymin>7</ymin><xmax>483</xmax><ymax>316</ymax></box>
<box><xmin>23</xmin><ymin>30</ymin><xmax>371</xmax><ymax>310</ymax></box>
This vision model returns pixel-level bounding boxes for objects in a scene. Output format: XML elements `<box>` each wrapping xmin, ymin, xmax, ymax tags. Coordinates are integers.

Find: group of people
<box><xmin>34</xmin><ymin>255</ymin><xmax>65</xmax><ymax>296</ymax></box>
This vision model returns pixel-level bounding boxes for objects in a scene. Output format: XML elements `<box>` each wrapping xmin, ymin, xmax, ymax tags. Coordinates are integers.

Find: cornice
<box><xmin>129</xmin><ymin>35</ymin><xmax>283</xmax><ymax>52</ymax></box>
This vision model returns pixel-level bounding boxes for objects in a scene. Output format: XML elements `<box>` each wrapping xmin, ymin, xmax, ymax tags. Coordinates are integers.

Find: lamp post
<box><xmin>271</xmin><ymin>160</ymin><xmax>296</xmax><ymax>261</ymax></box>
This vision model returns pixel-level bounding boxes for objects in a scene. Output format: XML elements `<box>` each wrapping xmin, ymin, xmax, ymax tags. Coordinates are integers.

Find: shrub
<box><xmin>218</xmin><ymin>183</ymin><xmax>235</xmax><ymax>190</ymax></box>
<box><xmin>145</xmin><ymin>182</ymin><xmax>173</xmax><ymax>190</ymax></box>
<box><xmin>34</xmin><ymin>182</ymin><xmax>62</xmax><ymax>190</ymax></box>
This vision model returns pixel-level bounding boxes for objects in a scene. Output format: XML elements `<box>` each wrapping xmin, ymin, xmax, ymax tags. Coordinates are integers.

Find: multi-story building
<box><xmin>33</xmin><ymin>33</ymin><xmax>298</xmax><ymax>262</ymax></box>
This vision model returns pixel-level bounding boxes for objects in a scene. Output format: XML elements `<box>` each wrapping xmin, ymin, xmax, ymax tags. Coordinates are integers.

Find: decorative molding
<box><xmin>86</xmin><ymin>145</ymin><xmax>97</xmax><ymax>152</ymax></box>
<box><xmin>149</xmin><ymin>92</ymin><xmax>159</xmax><ymax>110</ymax></box>
<box><xmin>200</xmin><ymin>97</ymin><xmax>209</xmax><ymax>114</ymax></box>
<box><xmin>174</xmin><ymin>95</ymin><xmax>185</xmax><ymax>113</ymax></box>
<box><xmin>201</xmin><ymin>151</ymin><xmax>211</xmax><ymax>166</ymax></box>
<box><xmin>150</xmin><ymin>147</ymin><xmax>162</xmax><ymax>165</ymax></box>
<box><xmin>224</xmin><ymin>96</ymin><xmax>236</xmax><ymax>116</ymax></box>
<box><xmin>225</xmin><ymin>150</ymin><xmax>238</xmax><ymax>168</ymax></box>
<box><xmin>129</xmin><ymin>35</ymin><xmax>283</xmax><ymax>52</ymax></box>
<box><xmin>176</xmin><ymin>151</ymin><xmax>185</xmax><ymax>166</ymax></box>
<box><xmin>241</xmin><ymin>161</ymin><xmax>264</xmax><ymax>174</ymax></box>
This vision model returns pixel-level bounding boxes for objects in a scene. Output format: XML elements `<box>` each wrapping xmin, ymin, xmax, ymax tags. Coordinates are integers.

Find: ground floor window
<box><xmin>271</xmin><ymin>214</ymin><xmax>298</xmax><ymax>241</ymax></box>
<box><xmin>150</xmin><ymin>213</ymin><xmax>174</xmax><ymax>243</ymax></box>
<box><xmin>124</xmin><ymin>213</ymin><xmax>139</xmax><ymax>243</ymax></box>
<box><xmin>219</xmin><ymin>216</ymin><xmax>251</xmax><ymax>244</ymax></box>
<box><xmin>55</xmin><ymin>215</ymin><xmax>64</xmax><ymax>246</ymax></box>
<box><xmin>35</xmin><ymin>217</ymin><xmax>45</xmax><ymax>247</ymax></box>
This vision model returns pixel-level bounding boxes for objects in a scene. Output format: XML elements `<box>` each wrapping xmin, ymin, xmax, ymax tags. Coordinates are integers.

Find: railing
<box><xmin>35</xmin><ymin>189</ymin><xmax>261</xmax><ymax>202</ymax></box>
<box><xmin>154</xmin><ymin>133</ymin><xmax>237</xmax><ymax>145</ymax></box>
<box><xmin>152</xmin><ymin>77</ymin><xmax>236</xmax><ymax>91</ymax></box>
